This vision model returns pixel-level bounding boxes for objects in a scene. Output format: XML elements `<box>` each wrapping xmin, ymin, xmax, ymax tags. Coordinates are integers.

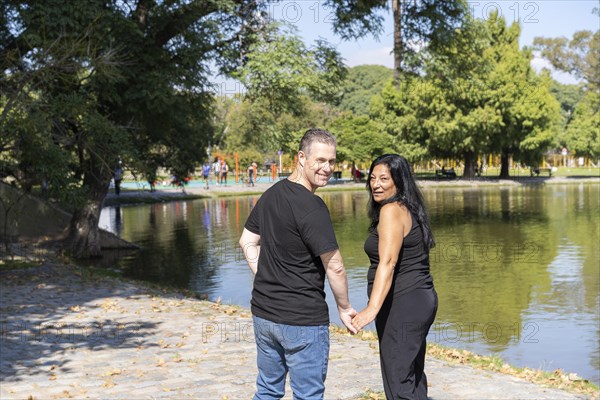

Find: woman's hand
<box><xmin>352</xmin><ymin>306</ymin><xmax>378</xmax><ymax>332</ymax></box>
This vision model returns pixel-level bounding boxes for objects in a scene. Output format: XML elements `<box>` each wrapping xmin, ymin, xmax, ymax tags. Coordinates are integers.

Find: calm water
<box><xmin>99</xmin><ymin>184</ymin><xmax>600</xmax><ymax>384</ymax></box>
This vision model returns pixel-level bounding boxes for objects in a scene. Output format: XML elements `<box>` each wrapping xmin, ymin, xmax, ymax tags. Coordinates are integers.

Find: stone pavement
<box><xmin>0</xmin><ymin>265</ymin><xmax>591</xmax><ymax>400</ymax></box>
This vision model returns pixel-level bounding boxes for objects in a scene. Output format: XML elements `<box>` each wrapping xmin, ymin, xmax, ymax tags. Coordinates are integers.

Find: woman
<box><xmin>352</xmin><ymin>154</ymin><xmax>438</xmax><ymax>400</ymax></box>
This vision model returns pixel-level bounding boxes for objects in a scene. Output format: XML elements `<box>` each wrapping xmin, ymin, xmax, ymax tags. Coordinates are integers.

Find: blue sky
<box><xmin>275</xmin><ymin>0</ymin><xmax>599</xmax><ymax>83</ymax></box>
<box><xmin>211</xmin><ymin>1</ymin><xmax>598</xmax><ymax>94</ymax></box>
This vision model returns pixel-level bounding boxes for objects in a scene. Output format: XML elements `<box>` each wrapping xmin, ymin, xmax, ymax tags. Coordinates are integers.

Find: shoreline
<box><xmin>105</xmin><ymin>175</ymin><xmax>600</xmax><ymax>206</ymax></box>
<box><xmin>0</xmin><ymin>262</ymin><xmax>597</xmax><ymax>399</ymax></box>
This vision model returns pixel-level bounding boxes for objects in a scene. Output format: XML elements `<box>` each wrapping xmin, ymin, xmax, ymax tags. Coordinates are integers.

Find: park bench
<box><xmin>435</xmin><ymin>168</ymin><xmax>457</xmax><ymax>178</ymax></box>
<box><xmin>530</xmin><ymin>167</ymin><xmax>552</xmax><ymax>177</ymax></box>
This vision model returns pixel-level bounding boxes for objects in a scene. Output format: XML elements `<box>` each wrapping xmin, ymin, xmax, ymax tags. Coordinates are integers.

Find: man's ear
<box><xmin>298</xmin><ymin>150</ymin><xmax>305</xmax><ymax>168</ymax></box>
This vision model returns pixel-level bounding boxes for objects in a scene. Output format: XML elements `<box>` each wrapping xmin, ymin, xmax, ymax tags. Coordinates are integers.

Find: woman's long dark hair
<box><xmin>366</xmin><ymin>154</ymin><xmax>435</xmax><ymax>251</ymax></box>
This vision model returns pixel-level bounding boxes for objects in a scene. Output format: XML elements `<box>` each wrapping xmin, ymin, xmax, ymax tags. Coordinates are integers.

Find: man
<box><xmin>247</xmin><ymin>162</ymin><xmax>255</xmax><ymax>187</ymax></box>
<box><xmin>202</xmin><ymin>161</ymin><xmax>211</xmax><ymax>189</ymax></box>
<box><xmin>212</xmin><ymin>157</ymin><xmax>221</xmax><ymax>185</ymax></box>
<box><xmin>239</xmin><ymin>128</ymin><xmax>357</xmax><ymax>399</ymax></box>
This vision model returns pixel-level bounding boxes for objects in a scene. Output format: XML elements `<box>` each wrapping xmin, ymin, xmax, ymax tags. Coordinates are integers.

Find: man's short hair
<box><xmin>299</xmin><ymin>128</ymin><xmax>336</xmax><ymax>155</ymax></box>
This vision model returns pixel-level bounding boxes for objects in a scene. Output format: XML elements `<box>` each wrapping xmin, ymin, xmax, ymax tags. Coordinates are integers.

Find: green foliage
<box><xmin>370</xmin><ymin>13</ymin><xmax>560</xmax><ymax>175</ymax></box>
<box><xmin>534</xmin><ymin>28</ymin><xmax>600</xmax><ymax>93</ymax></box>
<box><xmin>234</xmin><ymin>23</ymin><xmax>347</xmax><ymax>115</ymax></box>
<box><xmin>327</xmin><ymin>112</ymin><xmax>391</xmax><ymax>163</ymax></box>
<box><xmin>0</xmin><ymin>0</ymin><xmax>271</xmax><ymax>256</ymax></box>
<box><xmin>221</xmin><ymin>95</ymin><xmax>338</xmax><ymax>164</ymax></box>
<box><xmin>565</xmin><ymin>91</ymin><xmax>600</xmax><ymax>159</ymax></box>
<box><xmin>534</xmin><ymin>17</ymin><xmax>599</xmax><ymax>161</ymax></box>
<box><xmin>338</xmin><ymin>65</ymin><xmax>393</xmax><ymax>115</ymax></box>
<box><xmin>326</xmin><ymin>0</ymin><xmax>466</xmax><ymax>75</ymax></box>
<box><xmin>549</xmin><ymin>81</ymin><xmax>585</xmax><ymax>131</ymax></box>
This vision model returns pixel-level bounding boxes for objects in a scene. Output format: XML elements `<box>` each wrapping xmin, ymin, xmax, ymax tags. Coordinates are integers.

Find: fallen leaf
<box><xmin>102</xmin><ymin>379</ymin><xmax>115</xmax><ymax>388</ymax></box>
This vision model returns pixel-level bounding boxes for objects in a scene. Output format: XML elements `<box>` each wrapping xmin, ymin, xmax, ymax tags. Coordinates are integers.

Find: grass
<box><xmin>0</xmin><ymin>258</ymin><xmax>43</xmax><ymax>270</ymax></box>
<box><xmin>329</xmin><ymin>325</ymin><xmax>600</xmax><ymax>398</ymax></box>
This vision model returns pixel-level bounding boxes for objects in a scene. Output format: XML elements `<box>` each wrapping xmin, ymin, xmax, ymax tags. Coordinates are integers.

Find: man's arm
<box><xmin>239</xmin><ymin>228</ymin><xmax>261</xmax><ymax>274</ymax></box>
<box><xmin>321</xmin><ymin>249</ymin><xmax>357</xmax><ymax>334</ymax></box>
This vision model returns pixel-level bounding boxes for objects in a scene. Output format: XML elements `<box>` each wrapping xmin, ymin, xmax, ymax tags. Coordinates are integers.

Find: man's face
<box><xmin>299</xmin><ymin>142</ymin><xmax>336</xmax><ymax>191</ymax></box>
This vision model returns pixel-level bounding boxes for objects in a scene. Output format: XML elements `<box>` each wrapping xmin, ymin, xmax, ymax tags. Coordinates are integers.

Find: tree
<box><xmin>223</xmin><ymin>23</ymin><xmax>346</xmax><ymax>161</ymax></box>
<box><xmin>326</xmin><ymin>0</ymin><xmax>466</xmax><ymax>80</ymax></box>
<box><xmin>371</xmin><ymin>13</ymin><xmax>560</xmax><ymax>178</ymax></box>
<box><xmin>1</xmin><ymin>0</ymin><xmax>267</xmax><ymax>257</ymax></box>
<box><xmin>549</xmin><ymin>81</ymin><xmax>585</xmax><ymax>131</ymax></box>
<box><xmin>483</xmin><ymin>15</ymin><xmax>560</xmax><ymax>178</ymax></box>
<box><xmin>534</xmin><ymin>15</ymin><xmax>599</xmax><ymax>163</ymax></box>
<box><xmin>327</xmin><ymin>112</ymin><xmax>391</xmax><ymax>164</ymax></box>
<box><xmin>338</xmin><ymin>65</ymin><xmax>393</xmax><ymax>115</ymax></box>
<box><xmin>234</xmin><ymin>23</ymin><xmax>347</xmax><ymax>115</ymax></box>
<box><xmin>534</xmin><ymin>24</ymin><xmax>600</xmax><ymax>93</ymax></box>
<box><xmin>564</xmin><ymin>90</ymin><xmax>600</xmax><ymax>161</ymax></box>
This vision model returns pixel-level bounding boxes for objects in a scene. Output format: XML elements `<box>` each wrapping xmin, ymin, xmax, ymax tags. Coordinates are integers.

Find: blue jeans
<box><xmin>252</xmin><ymin>316</ymin><xmax>330</xmax><ymax>400</ymax></box>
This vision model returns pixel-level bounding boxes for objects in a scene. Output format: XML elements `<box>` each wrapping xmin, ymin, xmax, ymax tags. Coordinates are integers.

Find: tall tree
<box><xmin>1</xmin><ymin>0</ymin><xmax>266</xmax><ymax>257</ymax></box>
<box><xmin>564</xmin><ymin>90</ymin><xmax>600</xmax><ymax>161</ymax></box>
<box><xmin>327</xmin><ymin>112</ymin><xmax>391</xmax><ymax>164</ymax></box>
<box><xmin>533</xmin><ymin>22</ymin><xmax>600</xmax><ymax>93</ymax></box>
<box><xmin>326</xmin><ymin>0</ymin><xmax>466</xmax><ymax>80</ymax></box>
<box><xmin>534</xmin><ymin>13</ymin><xmax>599</xmax><ymax>163</ymax></box>
<box><xmin>371</xmin><ymin>13</ymin><xmax>560</xmax><ymax>178</ymax></box>
<box><xmin>338</xmin><ymin>65</ymin><xmax>393</xmax><ymax>115</ymax></box>
<box><xmin>223</xmin><ymin>23</ymin><xmax>346</xmax><ymax>160</ymax></box>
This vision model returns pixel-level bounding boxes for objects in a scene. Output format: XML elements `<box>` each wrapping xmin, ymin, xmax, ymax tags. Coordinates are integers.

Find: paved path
<box><xmin>0</xmin><ymin>265</ymin><xmax>590</xmax><ymax>399</ymax></box>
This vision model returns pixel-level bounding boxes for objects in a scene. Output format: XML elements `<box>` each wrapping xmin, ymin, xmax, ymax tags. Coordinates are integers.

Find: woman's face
<box><xmin>369</xmin><ymin>163</ymin><xmax>397</xmax><ymax>203</ymax></box>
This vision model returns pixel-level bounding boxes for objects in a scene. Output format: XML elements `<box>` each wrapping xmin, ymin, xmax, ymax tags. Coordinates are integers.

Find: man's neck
<box><xmin>288</xmin><ymin>168</ymin><xmax>316</xmax><ymax>193</ymax></box>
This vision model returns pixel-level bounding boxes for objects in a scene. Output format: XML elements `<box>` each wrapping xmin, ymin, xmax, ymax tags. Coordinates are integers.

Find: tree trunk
<box><xmin>64</xmin><ymin>160</ymin><xmax>112</xmax><ymax>258</ymax></box>
<box><xmin>499</xmin><ymin>149</ymin><xmax>511</xmax><ymax>179</ymax></box>
<box><xmin>393</xmin><ymin>0</ymin><xmax>403</xmax><ymax>83</ymax></box>
<box><xmin>463</xmin><ymin>151</ymin><xmax>476</xmax><ymax>179</ymax></box>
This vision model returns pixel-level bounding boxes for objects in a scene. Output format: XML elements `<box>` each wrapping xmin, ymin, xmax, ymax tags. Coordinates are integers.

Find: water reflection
<box><xmin>99</xmin><ymin>184</ymin><xmax>599</xmax><ymax>383</ymax></box>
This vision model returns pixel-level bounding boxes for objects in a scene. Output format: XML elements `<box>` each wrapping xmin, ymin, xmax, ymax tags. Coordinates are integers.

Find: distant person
<box><xmin>252</xmin><ymin>161</ymin><xmax>258</xmax><ymax>184</ymax></box>
<box><xmin>239</xmin><ymin>128</ymin><xmax>357</xmax><ymax>399</ymax></box>
<box><xmin>114</xmin><ymin>162</ymin><xmax>123</xmax><ymax>195</ymax></box>
<box><xmin>213</xmin><ymin>157</ymin><xmax>221</xmax><ymax>186</ymax></box>
<box><xmin>351</xmin><ymin>162</ymin><xmax>359</xmax><ymax>183</ymax></box>
<box><xmin>352</xmin><ymin>154</ymin><xmax>438</xmax><ymax>400</ymax></box>
<box><xmin>220</xmin><ymin>161</ymin><xmax>229</xmax><ymax>185</ymax></box>
<box><xmin>247</xmin><ymin>163</ymin><xmax>255</xmax><ymax>187</ymax></box>
<box><xmin>202</xmin><ymin>161</ymin><xmax>211</xmax><ymax>189</ymax></box>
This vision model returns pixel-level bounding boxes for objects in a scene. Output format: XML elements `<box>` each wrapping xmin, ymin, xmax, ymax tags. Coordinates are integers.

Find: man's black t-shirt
<box><xmin>245</xmin><ymin>179</ymin><xmax>338</xmax><ymax>326</ymax></box>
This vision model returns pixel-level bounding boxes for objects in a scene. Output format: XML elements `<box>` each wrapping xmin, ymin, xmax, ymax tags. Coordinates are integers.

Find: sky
<box><xmin>293</xmin><ymin>0</ymin><xmax>598</xmax><ymax>83</ymax></box>
<box><xmin>212</xmin><ymin>1</ymin><xmax>599</xmax><ymax>94</ymax></box>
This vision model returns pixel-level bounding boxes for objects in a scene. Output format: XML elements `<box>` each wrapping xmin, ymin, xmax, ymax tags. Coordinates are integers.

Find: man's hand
<box><xmin>351</xmin><ymin>306</ymin><xmax>378</xmax><ymax>332</ymax></box>
<box><xmin>339</xmin><ymin>306</ymin><xmax>358</xmax><ymax>334</ymax></box>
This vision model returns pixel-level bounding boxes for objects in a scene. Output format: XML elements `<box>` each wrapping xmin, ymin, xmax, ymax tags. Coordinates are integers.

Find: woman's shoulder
<box><xmin>380</xmin><ymin>202</ymin><xmax>412</xmax><ymax>230</ymax></box>
<box><xmin>380</xmin><ymin>202</ymin><xmax>409</xmax><ymax>217</ymax></box>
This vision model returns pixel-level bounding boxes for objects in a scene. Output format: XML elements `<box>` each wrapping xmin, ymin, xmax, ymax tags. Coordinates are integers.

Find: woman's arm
<box><xmin>352</xmin><ymin>203</ymin><xmax>411</xmax><ymax>331</ymax></box>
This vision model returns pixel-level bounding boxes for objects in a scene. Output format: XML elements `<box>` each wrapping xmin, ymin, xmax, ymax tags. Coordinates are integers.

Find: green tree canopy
<box><xmin>327</xmin><ymin>112</ymin><xmax>391</xmax><ymax>164</ymax></box>
<box><xmin>1</xmin><ymin>0</ymin><xmax>267</xmax><ymax>257</ymax></box>
<box><xmin>371</xmin><ymin>13</ymin><xmax>560</xmax><ymax>177</ymax></box>
<box><xmin>338</xmin><ymin>65</ymin><xmax>393</xmax><ymax>116</ymax></box>
<box><xmin>534</xmin><ymin>15</ymin><xmax>599</xmax><ymax>162</ymax></box>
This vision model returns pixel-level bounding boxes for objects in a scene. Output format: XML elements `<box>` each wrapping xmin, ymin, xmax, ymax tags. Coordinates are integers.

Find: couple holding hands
<box><xmin>239</xmin><ymin>128</ymin><xmax>438</xmax><ymax>400</ymax></box>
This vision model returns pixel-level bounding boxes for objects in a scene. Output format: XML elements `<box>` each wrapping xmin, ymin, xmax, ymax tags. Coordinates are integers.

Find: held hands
<box><xmin>351</xmin><ymin>307</ymin><xmax>378</xmax><ymax>333</ymax></box>
<box><xmin>338</xmin><ymin>306</ymin><xmax>358</xmax><ymax>334</ymax></box>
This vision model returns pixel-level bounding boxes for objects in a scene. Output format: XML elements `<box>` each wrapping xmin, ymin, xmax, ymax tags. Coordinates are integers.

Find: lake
<box><xmin>99</xmin><ymin>183</ymin><xmax>600</xmax><ymax>384</ymax></box>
